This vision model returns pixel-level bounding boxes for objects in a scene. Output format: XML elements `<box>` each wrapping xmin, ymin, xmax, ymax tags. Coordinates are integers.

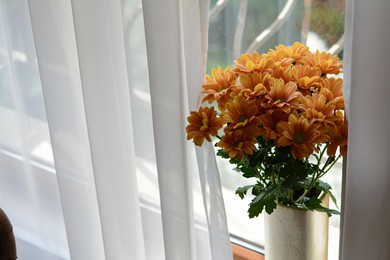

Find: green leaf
<box><xmin>249</xmin><ymin>148</ymin><xmax>268</xmax><ymax>167</ymax></box>
<box><xmin>248</xmin><ymin>187</ymin><xmax>278</xmax><ymax>218</ymax></box>
<box><xmin>314</xmin><ymin>180</ymin><xmax>332</xmax><ymax>191</ymax></box>
<box><xmin>251</xmin><ymin>184</ymin><xmax>261</xmax><ymax>196</ymax></box>
<box><xmin>216</xmin><ymin>149</ymin><xmax>230</xmax><ymax>159</ymax></box>
<box><xmin>239</xmin><ymin>164</ymin><xmax>257</xmax><ymax>178</ymax></box>
<box><xmin>314</xmin><ymin>180</ymin><xmax>339</xmax><ymax>208</ymax></box>
<box><xmin>312</xmin><ymin>206</ymin><xmax>340</xmax><ymax>217</ymax></box>
<box><xmin>235</xmin><ymin>185</ymin><xmax>254</xmax><ymax>199</ymax></box>
<box><xmin>291</xmin><ymin>181</ymin><xmax>305</xmax><ymax>191</ymax></box>
<box><xmin>301</xmin><ymin>197</ymin><xmax>340</xmax><ymax>217</ymax></box>
<box><xmin>264</xmin><ymin>199</ymin><xmax>277</xmax><ymax>214</ymax></box>
<box><xmin>303</xmin><ymin>197</ymin><xmax>322</xmax><ymax>210</ymax></box>
<box><xmin>323</xmin><ymin>208</ymin><xmax>340</xmax><ymax>217</ymax></box>
<box><xmin>279</xmin><ymin>161</ymin><xmax>309</xmax><ymax>188</ymax></box>
<box><xmin>274</xmin><ymin>187</ymin><xmax>290</xmax><ymax>204</ymax></box>
<box><xmin>327</xmin><ymin>191</ymin><xmax>338</xmax><ymax>209</ymax></box>
<box><xmin>251</xmin><ymin>190</ymin><xmax>267</xmax><ymax>204</ymax></box>
<box><xmin>248</xmin><ymin>198</ymin><xmax>265</xmax><ymax>218</ymax></box>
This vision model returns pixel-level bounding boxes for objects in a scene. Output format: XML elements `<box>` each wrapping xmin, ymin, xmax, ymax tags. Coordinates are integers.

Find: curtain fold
<box><xmin>142</xmin><ymin>0</ymin><xmax>201</xmax><ymax>259</ymax></box>
<box><xmin>196</xmin><ymin>145</ymin><xmax>233</xmax><ymax>260</ymax></box>
<box><xmin>180</xmin><ymin>1</ymin><xmax>233</xmax><ymax>259</ymax></box>
<box><xmin>342</xmin><ymin>0</ymin><xmax>390</xmax><ymax>259</ymax></box>
<box><xmin>68</xmin><ymin>0</ymin><xmax>146</xmax><ymax>259</ymax></box>
<box><xmin>142</xmin><ymin>0</ymin><xmax>232</xmax><ymax>259</ymax></box>
<box><xmin>27</xmin><ymin>1</ymin><xmax>106</xmax><ymax>259</ymax></box>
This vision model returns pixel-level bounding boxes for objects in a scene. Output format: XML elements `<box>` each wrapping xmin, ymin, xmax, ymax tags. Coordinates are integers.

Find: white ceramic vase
<box><xmin>264</xmin><ymin>205</ymin><xmax>329</xmax><ymax>260</ymax></box>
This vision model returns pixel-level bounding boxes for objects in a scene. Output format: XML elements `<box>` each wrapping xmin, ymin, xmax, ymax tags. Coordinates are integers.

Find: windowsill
<box><xmin>232</xmin><ymin>243</ymin><xmax>264</xmax><ymax>260</ymax></box>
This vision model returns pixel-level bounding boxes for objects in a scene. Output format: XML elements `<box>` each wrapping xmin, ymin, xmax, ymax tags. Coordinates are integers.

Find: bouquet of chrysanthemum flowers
<box><xmin>186</xmin><ymin>42</ymin><xmax>348</xmax><ymax>217</ymax></box>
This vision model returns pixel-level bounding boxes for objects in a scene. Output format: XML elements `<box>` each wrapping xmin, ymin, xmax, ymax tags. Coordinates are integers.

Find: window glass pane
<box><xmin>208</xmin><ymin>0</ymin><xmax>345</xmax><ymax>257</ymax></box>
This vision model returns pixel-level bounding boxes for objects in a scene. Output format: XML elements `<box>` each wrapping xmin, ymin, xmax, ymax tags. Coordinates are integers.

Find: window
<box><xmin>207</xmin><ymin>0</ymin><xmax>345</xmax><ymax>257</ymax></box>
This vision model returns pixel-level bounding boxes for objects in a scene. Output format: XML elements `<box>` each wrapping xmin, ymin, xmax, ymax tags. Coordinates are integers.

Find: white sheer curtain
<box><xmin>142</xmin><ymin>1</ymin><xmax>231</xmax><ymax>259</ymax></box>
<box><xmin>341</xmin><ymin>0</ymin><xmax>390</xmax><ymax>259</ymax></box>
<box><xmin>0</xmin><ymin>0</ymin><xmax>232</xmax><ymax>259</ymax></box>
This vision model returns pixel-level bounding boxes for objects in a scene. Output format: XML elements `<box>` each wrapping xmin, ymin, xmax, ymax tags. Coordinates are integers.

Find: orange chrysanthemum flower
<box><xmin>222</xmin><ymin>96</ymin><xmax>262</xmax><ymax>138</ymax></box>
<box><xmin>292</xmin><ymin>64</ymin><xmax>322</xmax><ymax>78</ymax></box>
<box><xmin>259</xmin><ymin>110</ymin><xmax>289</xmax><ymax>140</ymax></box>
<box><xmin>326</xmin><ymin>121</ymin><xmax>348</xmax><ymax>157</ymax></box>
<box><xmin>297</xmin><ymin>76</ymin><xmax>322</xmax><ymax>96</ymax></box>
<box><xmin>268</xmin><ymin>42</ymin><xmax>310</xmax><ymax>65</ymax></box>
<box><xmin>232</xmin><ymin>72</ymin><xmax>269</xmax><ymax>103</ymax></box>
<box><xmin>301</xmin><ymin>50</ymin><xmax>343</xmax><ymax>75</ymax></box>
<box><xmin>234</xmin><ymin>52</ymin><xmax>274</xmax><ymax>74</ymax></box>
<box><xmin>281</xmin><ymin>64</ymin><xmax>322</xmax><ymax>95</ymax></box>
<box><xmin>301</xmin><ymin>108</ymin><xmax>326</xmax><ymax>125</ymax></box>
<box><xmin>272</xmin><ymin>62</ymin><xmax>289</xmax><ymax>79</ymax></box>
<box><xmin>301</xmin><ymin>94</ymin><xmax>336</xmax><ymax>119</ymax></box>
<box><xmin>276</xmin><ymin>114</ymin><xmax>328</xmax><ymax>159</ymax></box>
<box><xmin>217</xmin><ymin>132</ymin><xmax>256</xmax><ymax>159</ymax></box>
<box><xmin>264</xmin><ymin>78</ymin><xmax>302</xmax><ymax>113</ymax></box>
<box><xmin>320</xmin><ymin>77</ymin><xmax>344</xmax><ymax>110</ymax></box>
<box><xmin>290</xmin><ymin>42</ymin><xmax>311</xmax><ymax>62</ymax></box>
<box><xmin>322</xmin><ymin>77</ymin><xmax>343</xmax><ymax>97</ymax></box>
<box><xmin>186</xmin><ymin>106</ymin><xmax>224</xmax><ymax>146</ymax></box>
<box><xmin>201</xmin><ymin>67</ymin><xmax>236</xmax><ymax>110</ymax></box>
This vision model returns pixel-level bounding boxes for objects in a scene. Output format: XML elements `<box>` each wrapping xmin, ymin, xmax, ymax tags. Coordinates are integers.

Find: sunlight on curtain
<box><xmin>0</xmin><ymin>0</ymin><xmax>232</xmax><ymax>259</ymax></box>
<box><xmin>0</xmin><ymin>1</ymin><xmax>69</xmax><ymax>259</ymax></box>
<box><xmin>141</xmin><ymin>0</ymin><xmax>232</xmax><ymax>259</ymax></box>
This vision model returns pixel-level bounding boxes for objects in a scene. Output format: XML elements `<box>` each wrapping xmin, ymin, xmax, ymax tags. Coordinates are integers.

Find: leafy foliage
<box><xmin>217</xmin><ymin>137</ymin><xmax>341</xmax><ymax>218</ymax></box>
